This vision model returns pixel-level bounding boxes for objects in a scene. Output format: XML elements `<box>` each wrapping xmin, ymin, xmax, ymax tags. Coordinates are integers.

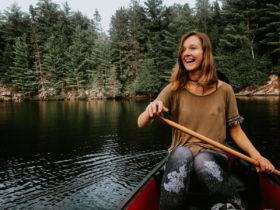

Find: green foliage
<box><xmin>42</xmin><ymin>35</ymin><xmax>64</xmax><ymax>94</ymax></box>
<box><xmin>215</xmin><ymin>49</ymin><xmax>269</xmax><ymax>90</ymax></box>
<box><xmin>134</xmin><ymin>59</ymin><xmax>161</xmax><ymax>94</ymax></box>
<box><xmin>9</xmin><ymin>34</ymin><xmax>38</xmax><ymax>96</ymax></box>
<box><xmin>0</xmin><ymin>0</ymin><xmax>279</xmax><ymax>97</ymax></box>
<box><xmin>0</xmin><ymin>4</ymin><xmax>31</xmax><ymax>86</ymax></box>
<box><xmin>65</xmin><ymin>25</ymin><xmax>91</xmax><ymax>91</ymax></box>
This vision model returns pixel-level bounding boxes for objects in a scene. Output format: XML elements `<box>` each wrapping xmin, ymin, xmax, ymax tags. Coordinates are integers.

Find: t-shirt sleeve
<box><xmin>156</xmin><ymin>84</ymin><xmax>173</xmax><ymax>110</ymax></box>
<box><xmin>226</xmin><ymin>85</ymin><xmax>244</xmax><ymax>127</ymax></box>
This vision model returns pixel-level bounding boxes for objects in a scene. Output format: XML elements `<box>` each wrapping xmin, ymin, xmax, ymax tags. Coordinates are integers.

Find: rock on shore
<box><xmin>236</xmin><ymin>74</ymin><xmax>280</xmax><ymax>96</ymax></box>
<box><xmin>1</xmin><ymin>74</ymin><xmax>280</xmax><ymax>101</ymax></box>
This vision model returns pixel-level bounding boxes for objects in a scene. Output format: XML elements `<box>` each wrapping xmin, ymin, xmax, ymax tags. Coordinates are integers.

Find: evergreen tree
<box><xmin>88</xmin><ymin>38</ymin><xmax>121</xmax><ymax>95</ymax></box>
<box><xmin>144</xmin><ymin>0</ymin><xmax>172</xmax><ymax>89</ymax></box>
<box><xmin>161</xmin><ymin>3</ymin><xmax>195</xmax><ymax>84</ymax></box>
<box><xmin>110</xmin><ymin>7</ymin><xmax>131</xmax><ymax>91</ymax></box>
<box><xmin>0</xmin><ymin>4</ymin><xmax>31</xmax><ymax>87</ymax></box>
<box><xmin>134</xmin><ymin>58</ymin><xmax>161</xmax><ymax>94</ymax></box>
<box><xmin>93</xmin><ymin>9</ymin><xmax>103</xmax><ymax>36</ymax></box>
<box><xmin>9</xmin><ymin>34</ymin><xmax>38</xmax><ymax>96</ymax></box>
<box><xmin>215</xmin><ymin>0</ymin><xmax>269</xmax><ymax>90</ymax></box>
<box><xmin>0</xmin><ymin>18</ymin><xmax>5</xmax><ymax>82</ymax></box>
<box><xmin>42</xmin><ymin>35</ymin><xmax>64</xmax><ymax>94</ymax></box>
<box><xmin>29</xmin><ymin>4</ymin><xmax>47</xmax><ymax>98</ymax></box>
<box><xmin>257</xmin><ymin>2</ymin><xmax>280</xmax><ymax>71</ymax></box>
<box><xmin>195</xmin><ymin>0</ymin><xmax>211</xmax><ymax>33</ymax></box>
<box><xmin>65</xmin><ymin>25</ymin><xmax>90</xmax><ymax>91</ymax></box>
<box><xmin>0</xmin><ymin>0</ymin><xmax>279</xmax><ymax>97</ymax></box>
<box><xmin>209</xmin><ymin>1</ymin><xmax>222</xmax><ymax>51</ymax></box>
<box><xmin>88</xmin><ymin>39</ymin><xmax>110</xmax><ymax>88</ymax></box>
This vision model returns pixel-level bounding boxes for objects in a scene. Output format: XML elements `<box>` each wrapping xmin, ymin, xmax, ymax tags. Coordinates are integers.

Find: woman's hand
<box><xmin>137</xmin><ymin>100</ymin><xmax>168</xmax><ymax>128</ymax></box>
<box><xmin>251</xmin><ymin>154</ymin><xmax>275</xmax><ymax>173</ymax></box>
<box><xmin>229</xmin><ymin>125</ymin><xmax>275</xmax><ymax>174</ymax></box>
<box><xmin>145</xmin><ymin>100</ymin><xmax>169</xmax><ymax>118</ymax></box>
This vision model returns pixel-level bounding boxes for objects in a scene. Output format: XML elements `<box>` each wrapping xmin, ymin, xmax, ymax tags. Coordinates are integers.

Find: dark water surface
<box><xmin>0</xmin><ymin>97</ymin><xmax>279</xmax><ymax>209</ymax></box>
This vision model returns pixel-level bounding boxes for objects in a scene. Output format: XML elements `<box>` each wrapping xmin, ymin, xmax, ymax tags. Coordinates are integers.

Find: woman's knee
<box><xmin>194</xmin><ymin>152</ymin><xmax>228</xmax><ymax>185</ymax></box>
<box><xmin>194</xmin><ymin>152</ymin><xmax>214</xmax><ymax>169</ymax></box>
<box><xmin>168</xmin><ymin>146</ymin><xmax>193</xmax><ymax>165</ymax></box>
<box><xmin>160</xmin><ymin>147</ymin><xmax>193</xmax><ymax>208</ymax></box>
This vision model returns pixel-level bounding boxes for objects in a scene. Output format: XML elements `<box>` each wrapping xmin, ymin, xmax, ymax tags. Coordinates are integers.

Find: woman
<box><xmin>137</xmin><ymin>31</ymin><xmax>275</xmax><ymax>210</ymax></box>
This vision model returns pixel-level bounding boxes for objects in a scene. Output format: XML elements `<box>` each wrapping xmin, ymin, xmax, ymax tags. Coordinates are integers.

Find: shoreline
<box><xmin>1</xmin><ymin>74</ymin><xmax>279</xmax><ymax>102</ymax></box>
<box><xmin>1</xmin><ymin>94</ymin><xmax>279</xmax><ymax>103</ymax></box>
<box><xmin>0</xmin><ymin>94</ymin><xmax>155</xmax><ymax>103</ymax></box>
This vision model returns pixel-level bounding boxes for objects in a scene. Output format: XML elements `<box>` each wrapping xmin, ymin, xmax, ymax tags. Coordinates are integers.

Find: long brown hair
<box><xmin>171</xmin><ymin>31</ymin><xmax>218</xmax><ymax>91</ymax></box>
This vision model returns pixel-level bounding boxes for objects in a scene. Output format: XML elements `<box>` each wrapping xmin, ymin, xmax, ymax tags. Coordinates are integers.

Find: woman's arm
<box><xmin>137</xmin><ymin>100</ymin><xmax>168</xmax><ymax>128</ymax></box>
<box><xmin>229</xmin><ymin>124</ymin><xmax>275</xmax><ymax>173</ymax></box>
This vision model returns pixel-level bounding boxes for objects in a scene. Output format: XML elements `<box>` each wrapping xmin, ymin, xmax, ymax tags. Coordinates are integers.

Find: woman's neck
<box><xmin>188</xmin><ymin>71</ymin><xmax>201</xmax><ymax>82</ymax></box>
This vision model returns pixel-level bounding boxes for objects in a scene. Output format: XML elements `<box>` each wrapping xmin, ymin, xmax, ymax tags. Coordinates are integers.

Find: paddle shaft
<box><xmin>153</xmin><ymin>114</ymin><xmax>280</xmax><ymax>176</ymax></box>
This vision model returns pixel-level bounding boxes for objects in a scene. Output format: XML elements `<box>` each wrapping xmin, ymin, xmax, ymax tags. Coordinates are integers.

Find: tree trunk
<box><xmin>32</xmin><ymin>24</ymin><xmax>47</xmax><ymax>99</ymax></box>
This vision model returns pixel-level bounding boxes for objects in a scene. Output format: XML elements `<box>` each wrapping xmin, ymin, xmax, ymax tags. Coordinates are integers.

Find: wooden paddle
<box><xmin>153</xmin><ymin>114</ymin><xmax>280</xmax><ymax>176</ymax></box>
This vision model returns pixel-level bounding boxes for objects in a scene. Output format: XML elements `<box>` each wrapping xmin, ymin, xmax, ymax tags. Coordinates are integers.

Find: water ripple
<box><xmin>0</xmin><ymin>148</ymin><xmax>166</xmax><ymax>209</ymax></box>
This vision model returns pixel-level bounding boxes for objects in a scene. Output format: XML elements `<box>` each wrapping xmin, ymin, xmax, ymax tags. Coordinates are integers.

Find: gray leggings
<box><xmin>160</xmin><ymin>147</ymin><xmax>245</xmax><ymax>210</ymax></box>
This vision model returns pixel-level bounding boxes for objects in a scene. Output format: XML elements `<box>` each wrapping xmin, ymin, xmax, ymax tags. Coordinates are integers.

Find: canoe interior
<box><xmin>119</xmin><ymin>155</ymin><xmax>280</xmax><ymax>210</ymax></box>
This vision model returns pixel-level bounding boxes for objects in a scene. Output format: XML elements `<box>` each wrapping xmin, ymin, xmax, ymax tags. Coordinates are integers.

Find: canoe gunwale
<box><xmin>117</xmin><ymin>156</ymin><xmax>168</xmax><ymax>209</ymax></box>
<box><xmin>118</xmin><ymin>153</ymin><xmax>280</xmax><ymax>210</ymax></box>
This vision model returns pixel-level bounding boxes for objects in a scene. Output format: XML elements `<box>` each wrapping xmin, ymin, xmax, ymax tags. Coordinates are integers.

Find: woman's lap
<box><xmin>160</xmin><ymin>147</ymin><xmax>245</xmax><ymax>210</ymax></box>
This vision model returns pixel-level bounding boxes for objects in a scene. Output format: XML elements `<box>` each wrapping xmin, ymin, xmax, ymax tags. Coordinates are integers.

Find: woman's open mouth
<box><xmin>185</xmin><ymin>59</ymin><xmax>195</xmax><ymax>64</ymax></box>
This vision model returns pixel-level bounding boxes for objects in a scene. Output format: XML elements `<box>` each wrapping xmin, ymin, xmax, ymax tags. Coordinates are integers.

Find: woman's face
<box><xmin>181</xmin><ymin>35</ymin><xmax>203</xmax><ymax>73</ymax></box>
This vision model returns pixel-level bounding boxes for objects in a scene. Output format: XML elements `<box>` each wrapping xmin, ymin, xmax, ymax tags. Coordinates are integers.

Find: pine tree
<box><xmin>161</xmin><ymin>3</ymin><xmax>195</xmax><ymax>84</ymax></box>
<box><xmin>209</xmin><ymin>1</ymin><xmax>222</xmax><ymax>52</ymax></box>
<box><xmin>195</xmin><ymin>0</ymin><xmax>211</xmax><ymax>33</ymax></box>
<box><xmin>257</xmin><ymin>2</ymin><xmax>280</xmax><ymax>71</ymax></box>
<box><xmin>9</xmin><ymin>34</ymin><xmax>38</xmax><ymax>96</ymax></box>
<box><xmin>0</xmin><ymin>4</ymin><xmax>31</xmax><ymax>87</ymax></box>
<box><xmin>42</xmin><ymin>35</ymin><xmax>64</xmax><ymax>94</ymax></box>
<box><xmin>88</xmin><ymin>39</ymin><xmax>109</xmax><ymax>88</ymax></box>
<box><xmin>144</xmin><ymin>0</ymin><xmax>172</xmax><ymax>89</ymax></box>
<box><xmin>215</xmin><ymin>0</ymin><xmax>272</xmax><ymax>90</ymax></box>
<box><xmin>65</xmin><ymin>25</ymin><xmax>90</xmax><ymax>91</ymax></box>
<box><xmin>29</xmin><ymin>5</ymin><xmax>47</xmax><ymax>98</ymax></box>
<box><xmin>88</xmin><ymin>38</ymin><xmax>121</xmax><ymax>96</ymax></box>
<box><xmin>0</xmin><ymin>20</ymin><xmax>5</xmax><ymax>82</ymax></box>
<box><xmin>109</xmin><ymin>7</ymin><xmax>131</xmax><ymax>91</ymax></box>
<box><xmin>93</xmin><ymin>9</ymin><xmax>103</xmax><ymax>36</ymax></box>
<box><xmin>134</xmin><ymin>58</ymin><xmax>161</xmax><ymax>94</ymax></box>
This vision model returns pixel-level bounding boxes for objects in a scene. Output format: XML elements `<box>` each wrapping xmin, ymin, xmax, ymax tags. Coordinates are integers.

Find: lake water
<box><xmin>0</xmin><ymin>97</ymin><xmax>279</xmax><ymax>209</ymax></box>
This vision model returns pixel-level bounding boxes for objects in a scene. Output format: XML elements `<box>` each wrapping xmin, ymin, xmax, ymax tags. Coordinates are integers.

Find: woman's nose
<box><xmin>183</xmin><ymin>48</ymin><xmax>190</xmax><ymax>56</ymax></box>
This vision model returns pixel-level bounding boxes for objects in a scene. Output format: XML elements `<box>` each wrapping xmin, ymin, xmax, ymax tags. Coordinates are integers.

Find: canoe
<box><xmin>118</xmin><ymin>154</ymin><xmax>280</xmax><ymax>210</ymax></box>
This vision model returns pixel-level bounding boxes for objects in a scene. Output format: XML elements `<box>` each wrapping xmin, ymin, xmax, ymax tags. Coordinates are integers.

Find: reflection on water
<box><xmin>0</xmin><ymin>98</ymin><xmax>279</xmax><ymax>209</ymax></box>
<box><xmin>0</xmin><ymin>101</ymin><xmax>170</xmax><ymax>209</ymax></box>
<box><xmin>236</xmin><ymin>96</ymin><xmax>280</xmax><ymax>163</ymax></box>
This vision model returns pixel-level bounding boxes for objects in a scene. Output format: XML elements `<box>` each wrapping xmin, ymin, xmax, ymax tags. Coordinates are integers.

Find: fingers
<box><xmin>145</xmin><ymin>100</ymin><xmax>168</xmax><ymax>118</ymax></box>
<box><xmin>254</xmin><ymin>156</ymin><xmax>275</xmax><ymax>174</ymax></box>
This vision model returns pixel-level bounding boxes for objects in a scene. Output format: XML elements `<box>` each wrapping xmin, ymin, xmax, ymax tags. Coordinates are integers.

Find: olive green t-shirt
<box><xmin>156</xmin><ymin>82</ymin><xmax>241</xmax><ymax>155</ymax></box>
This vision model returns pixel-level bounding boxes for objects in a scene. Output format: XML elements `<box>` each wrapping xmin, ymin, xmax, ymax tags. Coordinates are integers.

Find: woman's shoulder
<box><xmin>160</xmin><ymin>83</ymin><xmax>178</xmax><ymax>94</ymax></box>
<box><xmin>157</xmin><ymin>83</ymin><xmax>173</xmax><ymax>98</ymax></box>
<box><xmin>219</xmin><ymin>81</ymin><xmax>234</xmax><ymax>93</ymax></box>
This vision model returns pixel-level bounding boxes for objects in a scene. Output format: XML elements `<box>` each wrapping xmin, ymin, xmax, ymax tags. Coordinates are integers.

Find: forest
<box><xmin>0</xmin><ymin>0</ymin><xmax>279</xmax><ymax>100</ymax></box>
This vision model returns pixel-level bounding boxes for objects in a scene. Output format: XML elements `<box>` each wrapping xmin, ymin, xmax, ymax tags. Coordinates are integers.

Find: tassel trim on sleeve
<box><xmin>227</xmin><ymin>115</ymin><xmax>244</xmax><ymax>127</ymax></box>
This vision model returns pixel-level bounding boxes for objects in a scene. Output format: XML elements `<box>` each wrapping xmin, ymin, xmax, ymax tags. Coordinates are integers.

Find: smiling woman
<box><xmin>171</xmin><ymin>31</ymin><xmax>219</xmax><ymax>96</ymax></box>
<box><xmin>137</xmin><ymin>31</ymin><xmax>275</xmax><ymax>210</ymax></box>
<box><xmin>181</xmin><ymin>35</ymin><xmax>204</xmax><ymax>73</ymax></box>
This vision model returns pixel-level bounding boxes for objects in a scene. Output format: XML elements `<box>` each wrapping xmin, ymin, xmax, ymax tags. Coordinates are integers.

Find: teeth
<box><xmin>185</xmin><ymin>59</ymin><xmax>194</xmax><ymax>63</ymax></box>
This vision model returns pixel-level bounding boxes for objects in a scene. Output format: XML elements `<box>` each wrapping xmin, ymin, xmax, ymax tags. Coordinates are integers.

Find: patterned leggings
<box><xmin>160</xmin><ymin>146</ymin><xmax>245</xmax><ymax>210</ymax></box>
